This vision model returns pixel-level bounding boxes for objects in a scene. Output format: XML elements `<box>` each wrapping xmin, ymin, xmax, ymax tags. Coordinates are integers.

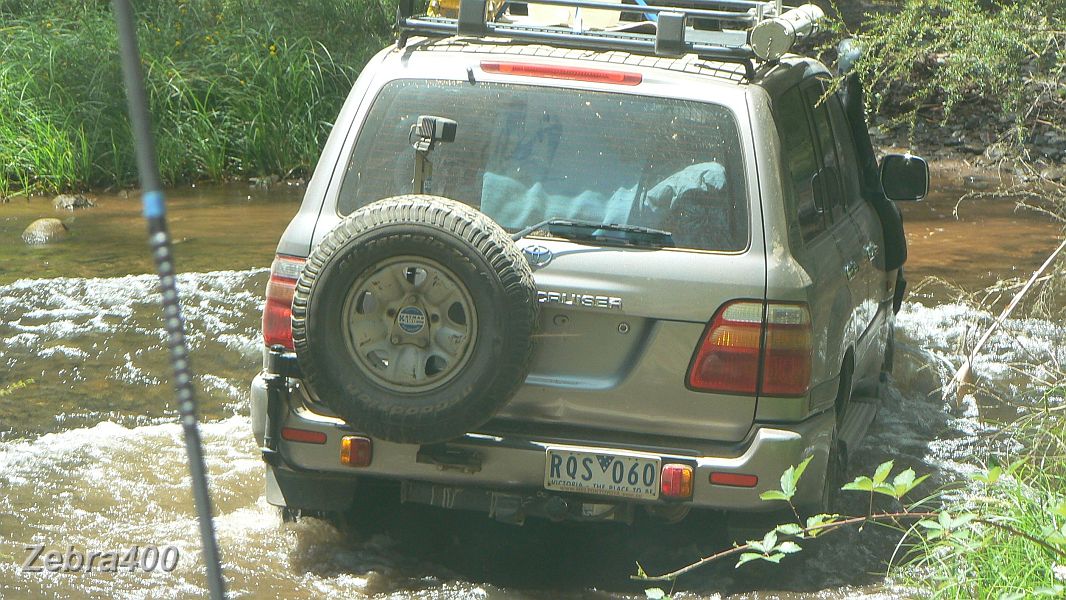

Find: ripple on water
<box><xmin>0</xmin><ymin>269</ymin><xmax>269</xmax><ymax>437</ymax></box>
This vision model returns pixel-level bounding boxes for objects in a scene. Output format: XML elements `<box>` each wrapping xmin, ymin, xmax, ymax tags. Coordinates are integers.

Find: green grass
<box><xmin>0</xmin><ymin>0</ymin><xmax>394</xmax><ymax>194</ymax></box>
<box><xmin>895</xmin><ymin>361</ymin><xmax>1066</xmax><ymax>598</ymax></box>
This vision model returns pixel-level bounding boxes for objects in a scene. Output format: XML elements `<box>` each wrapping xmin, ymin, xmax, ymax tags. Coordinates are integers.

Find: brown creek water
<box><xmin>0</xmin><ymin>177</ymin><xmax>1062</xmax><ymax>599</ymax></box>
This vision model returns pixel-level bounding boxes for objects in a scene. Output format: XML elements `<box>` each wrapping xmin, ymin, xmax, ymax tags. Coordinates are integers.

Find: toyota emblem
<box><xmin>522</xmin><ymin>245</ymin><xmax>553</xmax><ymax>268</ymax></box>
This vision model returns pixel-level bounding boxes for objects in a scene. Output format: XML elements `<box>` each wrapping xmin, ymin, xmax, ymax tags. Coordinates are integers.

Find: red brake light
<box><xmin>688</xmin><ymin>301</ymin><xmax>763</xmax><ymax>394</ymax></box>
<box><xmin>687</xmin><ymin>301</ymin><xmax>811</xmax><ymax>397</ymax></box>
<box><xmin>481</xmin><ymin>61</ymin><xmax>642</xmax><ymax>86</ymax></box>
<box><xmin>661</xmin><ymin>464</ymin><xmax>694</xmax><ymax>499</ymax></box>
<box><xmin>263</xmin><ymin>255</ymin><xmax>305</xmax><ymax>351</ymax></box>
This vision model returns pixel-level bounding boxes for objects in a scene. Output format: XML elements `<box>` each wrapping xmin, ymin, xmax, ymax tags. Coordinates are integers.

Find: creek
<box><xmin>0</xmin><ymin>177</ymin><xmax>1062</xmax><ymax>598</ymax></box>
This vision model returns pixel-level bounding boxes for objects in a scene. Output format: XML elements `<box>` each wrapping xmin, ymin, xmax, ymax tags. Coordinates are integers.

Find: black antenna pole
<box><xmin>111</xmin><ymin>2</ymin><xmax>226</xmax><ymax>598</ymax></box>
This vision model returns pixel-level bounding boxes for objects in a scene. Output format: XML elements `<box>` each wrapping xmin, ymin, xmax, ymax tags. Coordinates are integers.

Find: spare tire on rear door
<box><xmin>291</xmin><ymin>195</ymin><xmax>538</xmax><ymax>444</ymax></box>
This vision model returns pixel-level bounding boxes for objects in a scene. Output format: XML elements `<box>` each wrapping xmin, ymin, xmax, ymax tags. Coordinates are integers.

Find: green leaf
<box><xmin>635</xmin><ymin>562</ymin><xmax>647</xmax><ymax>578</ymax></box>
<box><xmin>842</xmin><ymin>476</ymin><xmax>874</xmax><ymax>492</ymax></box>
<box><xmin>917</xmin><ymin>519</ymin><xmax>943</xmax><ymax>531</ymax></box>
<box><xmin>736</xmin><ymin>552</ymin><xmax>763</xmax><ymax>568</ymax></box>
<box><xmin>873</xmin><ymin>482</ymin><xmax>899</xmax><ymax>499</ymax></box>
<box><xmin>777</xmin><ymin>541</ymin><xmax>803</xmax><ymax>554</ymax></box>
<box><xmin>779</xmin><ymin>467</ymin><xmax>797</xmax><ymax>499</ymax></box>
<box><xmin>971</xmin><ymin>465</ymin><xmax>1003</xmax><ymax>485</ymax></box>
<box><xmin>873</xmin><ymin>460</ymin><xmax>895</xmax><ymax>486</ymax></box>
<box><xmin>760</xmin><ymin>490</ymin><xmax>790</xmax><ymax>502</ymax></box>
<box><xmin>761</xmin><ymin>530</ymin><xmax>778</xmax><ymax>552</ymax></box>
<box><xmin>775</xmin><ymin>523</ymin><xmax>803</xmax><ymax>536</ymax></box>
<box><xmin>764</xmin><ymin>552</ymin><xmax>785</xmax><ymax>564</ymax></box>
<box><xmin>998</xmin><ymin>592</ymin><xmax>1026</xmax><ymax>600</ymax></box>
<box><xmin>1033</xmin><ymin>586</ymin><xmax>1065</xmax><ymax>597</ymax></box>
<box><xmin>946</xmin><ymin>512</ymin><xmax>977</xmax><ymax>531</ymax></box>
<box><xmin>793</xmin><ymin>455</ymin><xmax>814</xmax><ymax>486</ymax></box>
<box><xmin>805</xmin><ymin>514</ymin><xmax>841</xmax><ymax>537</ymax></box>
<box><xmin>1052</xmin><ymin>501</ymin><xmax>1066</xmax><ymax>519</ymax></box>
<box><xmin>645</xmin><ymin>588</ymin><xmax>667</xmax><ymax>600</ymax></box>
<box><xmin>1045</xmin><ymin>529</ymin><xmax>1066</xmax><ymax>546</ymax></box>
<box><xmin>892</xmin><ymin>468</ymin><xmax>915</xmax><ymax>489</ymax></box>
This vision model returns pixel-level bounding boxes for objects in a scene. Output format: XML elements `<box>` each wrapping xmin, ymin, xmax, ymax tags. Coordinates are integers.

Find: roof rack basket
<box><xmin>396</xmin><ymin>0</ymin><xmax>824</xmax><ymax>79</ymax></box>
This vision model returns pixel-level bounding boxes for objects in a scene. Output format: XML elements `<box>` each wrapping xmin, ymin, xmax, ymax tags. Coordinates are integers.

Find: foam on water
<box><xmin>0</xmin><ymin>269</ymin><xmax>268</xmax><ymax>438</ymax></box>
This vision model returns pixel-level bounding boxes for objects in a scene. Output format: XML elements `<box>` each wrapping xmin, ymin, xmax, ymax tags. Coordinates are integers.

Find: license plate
<box><xmin>544</xmin><ymin>447</ymin><xmax>661</xmax><ymax>500</ymax></box>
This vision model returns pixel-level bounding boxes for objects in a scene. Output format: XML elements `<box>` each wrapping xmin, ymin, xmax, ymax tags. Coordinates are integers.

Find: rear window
<box><xmin>337</xmin><ymin>79</ymin><xmax>749</xmax><ymax>252</ymax></box>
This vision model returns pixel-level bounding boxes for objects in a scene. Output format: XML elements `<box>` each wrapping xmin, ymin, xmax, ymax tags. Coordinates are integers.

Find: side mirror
<box><xmin>880</xmin><ymin>154</ymin><xmax>929</xmax><ymax>201</ymax></box>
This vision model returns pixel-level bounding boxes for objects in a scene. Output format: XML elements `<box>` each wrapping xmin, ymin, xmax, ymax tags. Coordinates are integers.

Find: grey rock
<box><xmin>249</xmin><ymin>174</ymin><xmax>281</xmax><ymax>189</ymax></box>
<box><xmin>53</xmin><ymin>194</ymin><xmax>94</xmax><ymax>210</ymax></box>
<box><xmin>983</xmin><ymin>143</ymin><xmax>1008</xmax><ymax>162</ymax></box>
<box><xmin>22</xmin><ymin>218</ymin><xmax>69</xmax><ymax>245</ymax></box>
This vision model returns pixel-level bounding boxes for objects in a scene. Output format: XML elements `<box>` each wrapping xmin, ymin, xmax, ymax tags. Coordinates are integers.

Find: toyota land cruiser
<box><xmin>249</xmin><ymin>0</ymin><xmax>929</xmax><ymax>526</ymax></box>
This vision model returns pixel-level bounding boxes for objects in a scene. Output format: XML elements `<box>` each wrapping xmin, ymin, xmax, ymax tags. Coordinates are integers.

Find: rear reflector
<box><xmin>660</xmin><ymin>464</ymin><xmax>693</xmax><ymax>499</ymax></box>
<box><xmin>481</xmin><ymin>60</ymin><xmax>642</xmax><ymax>86</ymax></box>
<box><xmin>263</xmin><ymin>255</ymin><xmax>305</xmax><ymax>351</ymax></box>
<box><xmin>340</xmin><ymin>436</ymin><xmax>373</xmax><ymax>468</ymax></box>
<box><xmin>687</xmin><ymin>300</ymin><xmax>812</xmax><ymax>397</ymax></box>
<box><xmin>280</xmin><ymin>427</ymin><xmax>327</xmax><ymax>444</ymax></box>
<box><xmin>709</xmin><ymin>472</ymin><xmax>759</xmax><ymax>488</ymax></box>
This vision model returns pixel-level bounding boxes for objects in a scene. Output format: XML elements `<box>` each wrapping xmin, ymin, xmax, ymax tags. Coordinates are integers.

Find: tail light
<box><xmin>263</xmin><ymin>255</ymin><xmax>305</xmax><ymax>350</ymax></box>
<box><xmin>687</xmin><ymin>300</ymin><xmax>812</xmax><ymax>397</ymax></box>
<box><xmin>340</xmin><ymin>436</ymin><xmax>373</xmax><ymax>467</ymax></box>
<box><xmin>660</xmin><ymin>464</ymin><xmax>694</xmax><ymax>499</ymax></box>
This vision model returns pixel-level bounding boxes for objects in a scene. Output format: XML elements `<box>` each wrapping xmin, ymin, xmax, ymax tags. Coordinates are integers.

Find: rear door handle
<box><xmin>844</xmin><ymin>260</ymin><xmax>858</xmax><ymax>280</ymax></box>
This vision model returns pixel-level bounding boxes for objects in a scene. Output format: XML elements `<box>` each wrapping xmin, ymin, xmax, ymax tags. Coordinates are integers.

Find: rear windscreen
<box><xmin>336</xmin><ymin>79</ymin><xmax>749</xmax><ymax>252</ymax></box>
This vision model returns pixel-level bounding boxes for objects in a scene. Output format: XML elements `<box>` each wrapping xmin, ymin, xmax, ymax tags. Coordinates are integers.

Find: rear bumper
<box><xmin>251</xmin><ymin>373</ymin><xmax>834</xmax><ymax>514</ymax></box>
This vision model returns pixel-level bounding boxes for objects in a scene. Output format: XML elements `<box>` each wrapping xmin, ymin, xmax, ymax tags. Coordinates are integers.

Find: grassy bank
<box><xmin>0</xmin><ymin>0</ymin><xmax>393</xmax><ymax>194</ymax></box>
<box><xmin>899</xmin><ymin>406</ymin><xmax>1066</xmax><ymax>597</ymax></box>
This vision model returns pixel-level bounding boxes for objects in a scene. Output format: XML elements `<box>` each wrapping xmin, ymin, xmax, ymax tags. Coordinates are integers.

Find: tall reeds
<box><xmin>0</xmin><ymin>0</ymin><xmax>393</xmax><ymax>194</ymax></box>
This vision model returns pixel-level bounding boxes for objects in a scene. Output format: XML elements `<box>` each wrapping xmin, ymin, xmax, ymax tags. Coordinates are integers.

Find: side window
<box><xmin>803</xmin><ymin>82</ymin><xmax>846</xmax><ymax>222</ymax></box>
<box><xmin>824</xmin><ymin>93</ymin><xmax>864</xmax><ymax>208</ymax></box>
<box><xmin>776</xmin><ymin>86</ymin><xmax>825</xmax><ymax>242</ymax></box>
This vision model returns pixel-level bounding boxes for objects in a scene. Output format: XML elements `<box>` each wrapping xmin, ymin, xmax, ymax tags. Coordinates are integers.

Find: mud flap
<box><xmin>265</xmin><ymin>466</ymin><xmax>358</xmax><ymax>512</ymax></box>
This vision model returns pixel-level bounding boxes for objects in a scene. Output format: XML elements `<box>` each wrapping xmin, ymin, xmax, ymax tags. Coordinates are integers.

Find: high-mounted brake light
<box><xmin>481</xmin><ymin>61</ymin><xmax>642</xmax><ymax>86</ymax></box>
<box><xmin>263</xmin><ymin>255</ymin><xmax>305</xmax><ymax>351</ymax></box>
<box><xmin>687</xmin><ymin>301</ymin><xmax>812</xmax><ymax>397</ymax></box>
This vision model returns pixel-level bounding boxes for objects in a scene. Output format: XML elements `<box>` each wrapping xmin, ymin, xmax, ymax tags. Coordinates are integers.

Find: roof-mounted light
<box><xmin>749</xmin><ymin>3</ymin><xmax>825</xmax><ymax>61</ymax></box>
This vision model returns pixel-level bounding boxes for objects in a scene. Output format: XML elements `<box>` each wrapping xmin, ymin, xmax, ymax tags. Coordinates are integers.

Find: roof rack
<box><xmin>396</xmin><ymin>0</ymin><xmax>825</xmax><ymax>80</ymax></box>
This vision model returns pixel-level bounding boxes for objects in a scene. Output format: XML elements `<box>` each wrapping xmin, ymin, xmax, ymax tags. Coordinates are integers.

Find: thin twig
<box><xmin>631</xmin><ymin>512</ymin><xmax>938</xmax><ymax>582</ymax></box>
<box><xmin>632</xmin><ymin>508</ymin><xmax>1066</xmax><ymax>583</ymax></box>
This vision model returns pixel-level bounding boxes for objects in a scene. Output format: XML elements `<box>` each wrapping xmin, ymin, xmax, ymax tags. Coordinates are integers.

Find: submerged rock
<box><xmin>22</xmin><ymin>218</ymin><xmax>69</xmax><ymax>245</ymax></box>
<box><xmin>53</xmin><ymin>194</ymin><xmax>94</xmax><ymax>210</ymax></box>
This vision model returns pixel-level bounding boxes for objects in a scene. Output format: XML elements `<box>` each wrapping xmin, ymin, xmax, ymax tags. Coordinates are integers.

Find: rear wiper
<box><xmin>511</xmin><ymin>218</ymin><xmax>674</xmax><ymax>247</ymax></box>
